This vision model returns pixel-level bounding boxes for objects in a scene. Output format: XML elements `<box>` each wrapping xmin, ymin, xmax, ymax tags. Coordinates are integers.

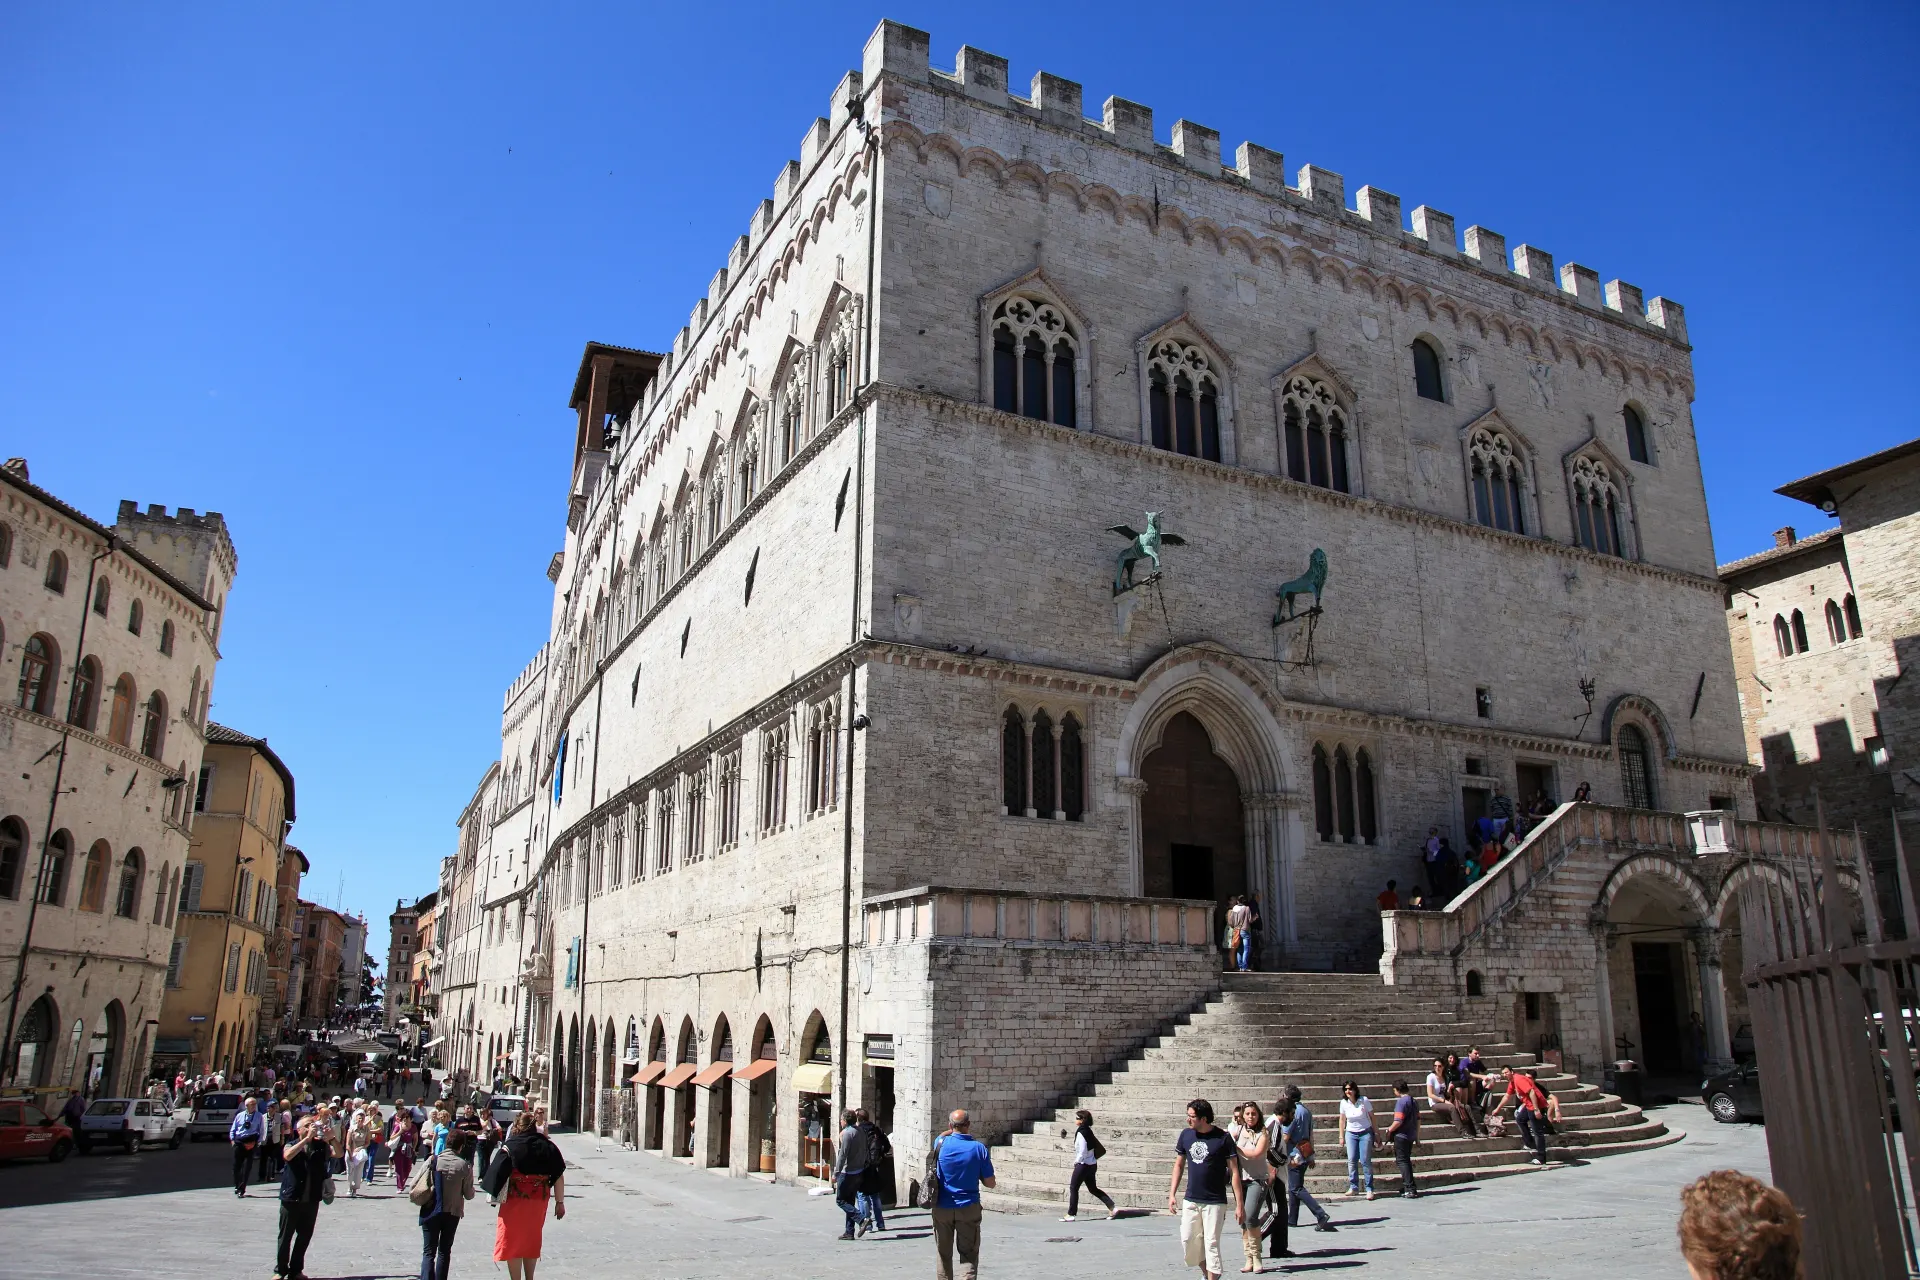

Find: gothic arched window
<box><xmin>1146</xmin><ymin>341</ymin><xmax>1223</xmax><ymax>463</ymax></box>
<box><xmin>1311</xmin><ymin>745</ymin><xmax>1334</xmax><ymax>841</ymax></box>
<box><xmin>821</xmin><ymin>299</ymin><xmax>858</xmax><ymax>421</ymax></box>
<box><xmin>140</xmin><ymin>692</ymin><xmax>168</xmax><ymax>759</ymax></box>
<box><xmin>17</xmin><ymin>634</ymin><xmax>57</xmax><ymax>716</ymax></box>
<box><xmin>1825</xmin><ymin>599</ymin><xmax>1847</xmax><ymax>646</ymax></box>
<box><xmin>1569</xmin><ymin>456</ymin><xmax>1623</xmax><ymax>555</ymax></box>
<box><xmin>1789</xmin><ymin>609</ymin><xmax>1809</xmax><ymax>654</ymax></box>
<box><xmin>1334</xmin><ymin>746</ymin><xmax>1356</xmax><ymax>842</ymax></box>
<box><xmin>1001</xmin><ymin>707</ymin><xmax>1027</xmax><ymax>816</ymax></box>
<box><xmin>1468</xmin><ymin>428</ymin><xmax>1528</xmax><ymax>534</ymax></box>
<box><xmin>1617</xmin><ymin>723</ymin><xmax>1656</xmax><ymax>810</ymax></box>
<box><xmin>1772</xmin><ymin>614</ymin><xmax>1792</xmax><ymax>658</ymax></box>
<box><xmin>1844</xmin><ymin>594</ymin><xmax>1863</xmax><ymax>639</ymax></box>
<box><xmin>777</xmin><ymin>359</ymin><xmax>808</xmax><ymax>466</ymax></box>
<box><xmin>1356</xmin><ymin>749</ymin><xmax>1378</xmax><ymax>844</ymax></box>
<box><xmin>1411</xmin><ymin>339</ymin><xmax>1445</xmax><ymax>402</ymax></box>
<box><xmin>1282</xmin><ymin>375</ymin><xmax>1352</xmax><ymax>493</ymax></box>
<box><xmin>1030</xmin><ymin>710</ymin><xmax>1056</xmax><ymax>818</ymax></box>
<box><xmin>1061</xmin><ymin>714</ymin><xmax>1085</xmax><ymax>823</ymax></box>
<box><xmin>989</xmin><ymin>296</ymin><xmax>1079</xmax><ymax>428</ymax></box>
<box><xmin>1623</xmin><ymin>404</ymin><xmax>1652</xmax><ymax>464</ymax></box>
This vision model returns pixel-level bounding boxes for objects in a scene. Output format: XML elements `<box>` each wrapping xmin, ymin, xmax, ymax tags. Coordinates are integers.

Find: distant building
<box><xmin>294</xmin><ymin>901</ymin><xmax>348</xmax><ymax>1026</ymax></box>
<box><xmin>156</xmin><ymin>722</ymin><xmax>296</xmax><ymax>1076</ymax></box>
<box><xmin>1721</xmin><ymin>437</ymin><xmax>1920</xmax><ymax>920</ymax></box>
<box><xmin>0</xmin><ymin>458</ymin><xmax>236</xmax><ymax>1098</ymax></box>
<box><xmin>262</xmin><ymin>845</ymin><xmax>310</xmax><ymax>1039</ymax></box>
<box><xmin>339</xmin><ymin>915</ymin><xmax>367</xmax><ymax>1016</ymax></box>
<box><xmin>386</xmin><ymin>891</ymin><xmax>437</xmax><ymax>1033</ymax></box>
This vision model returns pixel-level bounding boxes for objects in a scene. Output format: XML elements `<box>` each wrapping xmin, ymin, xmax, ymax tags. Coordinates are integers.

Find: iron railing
<box><xmin>1741</xmin><ymin>803</ymin><xmax>1920</xmax><ymax>1279</ymax></box>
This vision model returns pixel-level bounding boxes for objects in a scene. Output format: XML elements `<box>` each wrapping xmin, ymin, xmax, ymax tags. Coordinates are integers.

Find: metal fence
<box><xmin>1741</xmin><ymin>808</ymin><xmax>1920</xmax><ymax>1279</ymax></box>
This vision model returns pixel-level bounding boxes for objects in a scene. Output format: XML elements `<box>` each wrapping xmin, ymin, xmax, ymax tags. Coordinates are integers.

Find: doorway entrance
<box><xmin>1632</xmin><ymin>942</ymin><xmax>1686</xmax><ymax>1073</ymax></box>
<box><xmin>1141</xmin><ymin>714</ymin><xmax>1245</xmax><ymax>923</ymax></box>
<box><xmin>1515</xmin><ymin>763</ymin><xmax>1556</xmax><ymax>812</ymax></box>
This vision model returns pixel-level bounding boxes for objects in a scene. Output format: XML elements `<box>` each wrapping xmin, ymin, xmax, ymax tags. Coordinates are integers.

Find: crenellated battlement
<box><xmin>503</xmin><ymin>643</ymin><xmax>549</xmax><ymax>712</ymax></box>
<box><xmin>857</xmin><ymin>19</ymin><xmax>1687</xmax><ymax>347</ymax></box>
<box><xmin>114</xmin><ymin>498</ymin><xmax>238</xmax><ymax>595</ymax></box>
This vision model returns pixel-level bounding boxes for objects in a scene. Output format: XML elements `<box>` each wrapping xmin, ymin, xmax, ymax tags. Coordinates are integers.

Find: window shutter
<box><xmin>224</xmin><ymin>942</ymin><xmax>242</xmax><ymax>992</ymax></box>
<box><xmin>166</xmin><ymin>940</ymin><xmax>186</xmax><ymax>988</ymax></box>
<box><xmin>182</xmin><ymin>863</ymin><xmax>204</xmax><ymax>913</ymax></box>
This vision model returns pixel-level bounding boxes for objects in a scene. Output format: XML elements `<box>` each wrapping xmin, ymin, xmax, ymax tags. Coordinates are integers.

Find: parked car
<box><xmin>1703</xmin><ymin>1063</ymin><xmax>1764</xmax><ymax>1123</ymax></box>
<box><xmin>0</xmin><ymin>1099</ymin><xmax>73</xmax><ymax>1162</ymax></box>
<box><xmin>488</xmin><ymin>1094</ymin><xmax>526</xmax><ymax>1130</ymax></box>
<box><xmin>189</xmin><ymin>1091</ymin><xmax>245</xmax><ymax>1141</ymax></box>
<box><xmin>78</xmin><ymin>1098</ymin><xmax>185</xmax><ymax>1153</ymax></box>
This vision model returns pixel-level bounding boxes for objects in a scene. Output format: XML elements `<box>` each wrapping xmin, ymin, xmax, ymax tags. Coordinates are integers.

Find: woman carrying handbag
<box><xmin>484</xmin><ymin>1112</ymin><xmax>567</xmax><ymax>1280</ymax></box>
<box><xmin>411</xmin><ymin>1129</ymin><xmax>476</xmax><ymax>1280</ymax></box>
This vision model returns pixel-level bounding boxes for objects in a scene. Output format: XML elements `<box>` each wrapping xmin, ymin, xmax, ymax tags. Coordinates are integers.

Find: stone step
<box><xmin>1018</xmin><ymin>1097</ymin><xmax>1639</xmax><ymax>1145</ymax></box>
<box><xmin>1076</xmin><ymin>1078</ymin><xmax>1589</xmax><ymax>1105</ymax></box>
<box><xmin>1105</xmin><ymin>1056</ymin><xmax>1537</xmax><ymax>1080</ymax></box>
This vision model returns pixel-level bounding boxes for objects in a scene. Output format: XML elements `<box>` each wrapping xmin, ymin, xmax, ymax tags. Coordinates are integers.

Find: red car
<box><xmin>0</xmin><ymin>1099</ymin><xmax>74</xmax><ymax>1162</ymax></box>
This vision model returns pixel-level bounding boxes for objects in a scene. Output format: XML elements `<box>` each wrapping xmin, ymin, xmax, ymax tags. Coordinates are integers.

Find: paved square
<box><xmin>0</xmin><ymin>1105</ymin><xmax>1766</xmax><ymax>1279</ymax></box>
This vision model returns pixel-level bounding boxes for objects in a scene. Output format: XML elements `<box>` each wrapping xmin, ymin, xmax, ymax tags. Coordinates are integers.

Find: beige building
<box><xmin>1720</xmin><ymin>438</ymin><xmax>1920</xmax><ymax>916</ymax></box>
<box><xmin>155</xmin><ymin>723</ymin><xmax>296</xmax><ymax>1076</ymax></box>
<box><xmin>436</xmin><ymin>23</ymin><xmax>1877</xmax><ymax>1196</ymax></box>
<box><xmin>0</xmin><ymin>459</ymin><xmax>236</xmax><ymax>1099</ymax></box>
<box><xmin>261</xmin><ymin>844</ymin><xmax>309</xmax><ymax>1039</ymax></box>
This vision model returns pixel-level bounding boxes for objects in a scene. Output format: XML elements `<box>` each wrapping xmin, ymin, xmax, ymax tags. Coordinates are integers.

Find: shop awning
<box><xmin>153</xmin><ymin>1038</ymin><xmax>196</xmax><ymax>1056</ymax></box>
<box><xmin>660</xmin><ymin>1063</ymin><xmax>698</xmax><ymax>1089</ymax></box>
<box><xmin>735</xmin><ymin>1058</ymin><xmax>778</xmax><ymax>1083</ymax></box>
<box><xmin>421</xmin><ymin>1036</ymin><xmax>446</xmax><ymax>1050</ymax></box>
<box><xmin>691</xmin><ymin>1062</ymin><xmax>733</xmax><ymax>1088</ymax></box>
<box><xmin>632</xmin><ymin>1060</ymin><xmax>668</xmax><ymax>1086</ymax></box>
<box><xmin>793</xmin><ymin>1063</ymin><xmax>834</xmax><ymax>1094</ymax></box>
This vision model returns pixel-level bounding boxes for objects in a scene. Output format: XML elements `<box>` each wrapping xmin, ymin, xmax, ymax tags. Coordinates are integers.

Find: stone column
<box><xmin>1690</xmin><ymin>926</ymin><xmax>1733</xmax><ymax>1070</ymax></box>
<box><xmin>1592</xmin><ymin>920</ymin><xmax>1617</xmax><ymax>1085</ymax></box>
<box><xmin>1117</xmin><ymin>777</ymin><xmax>1149</xmax><ymax>898</ymax></box>
<box><xmin>1242</xmin><ymin>792</ymin><xmax>1299</xmax><ymax>965</ymax></box>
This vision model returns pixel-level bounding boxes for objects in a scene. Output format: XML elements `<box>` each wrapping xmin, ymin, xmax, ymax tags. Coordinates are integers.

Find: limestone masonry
<box><xmin>435</xmin><ymin>20</ymin><xmax>1860</xmax><ymax>1202</ymax></box>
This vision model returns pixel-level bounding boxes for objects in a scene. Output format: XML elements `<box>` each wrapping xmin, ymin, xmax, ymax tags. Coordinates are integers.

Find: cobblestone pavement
<box><xmin>0</xmin><ymin>1104</ymin><xmax>1766</xmax><ymax>1279</ymax></box>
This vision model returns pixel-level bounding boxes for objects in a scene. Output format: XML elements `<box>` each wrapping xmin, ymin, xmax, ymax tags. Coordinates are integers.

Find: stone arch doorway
<box><xmin>1598</xmin><ymin>858</ymin><xmax>1713</xmax><ymax>1079</ymax></box>
<box><xmin>8</xmin><ymin>994</ymin><xmax>57</xmax><ymax>1086</ymax></box>
<box><xmin>1117</xmin><ymin>650</ymin><xmax>1298</xmax><ymax>960</ymax></box>
<box><xmin>89</xmin><ymin>1002</ymin><xmax>125</xmax><ymax>1097</ymax></box>
<box><xmin>1140</xmin><ymin>713</ymin><xmax>1246</xmax><ymax>911</ymax></box>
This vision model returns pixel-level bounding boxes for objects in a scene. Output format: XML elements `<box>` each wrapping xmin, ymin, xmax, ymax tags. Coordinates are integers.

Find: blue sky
<box><xmin>4</xmin><ymin>2</ymin><xmax>1915</xmax><ymax>965</ymax></box>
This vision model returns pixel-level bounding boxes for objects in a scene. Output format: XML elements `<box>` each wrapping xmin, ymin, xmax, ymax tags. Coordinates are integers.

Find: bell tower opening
<box><xmin>1140</xmin><ymin>713</ymin><xmax>1246</xmax><ymax>913</ymax></box>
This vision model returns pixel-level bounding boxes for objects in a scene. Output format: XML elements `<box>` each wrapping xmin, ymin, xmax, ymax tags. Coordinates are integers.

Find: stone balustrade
<box><xmin>863</xmin><ymin>886</ymin><xmax>1214</xmax><ymax>950</ymax></box>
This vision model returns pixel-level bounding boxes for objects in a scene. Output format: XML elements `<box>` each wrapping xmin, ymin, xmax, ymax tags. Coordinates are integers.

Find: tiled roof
<box><xmin>1716</xmin><ymin>526</ymin><xmax>1843</xmax><ymax>579</ymax></box>
<box><xmin>1778</xmin><ymin>436</ymin><xmax>1920</xmax><ymax>507</ymax></box>
<box><xmin>204</xmin><ymin>720</ymin><xmax>297</xmax><ymax>821</ymax></box>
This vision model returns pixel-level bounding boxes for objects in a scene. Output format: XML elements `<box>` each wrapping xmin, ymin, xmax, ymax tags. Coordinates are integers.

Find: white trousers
<box><xmin>1180</xmin><ymin>1199</ymin><xmax>1228</xmax><ymax>1275</ymax></box>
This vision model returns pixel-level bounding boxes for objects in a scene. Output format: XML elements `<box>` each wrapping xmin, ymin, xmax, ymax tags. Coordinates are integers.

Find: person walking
<box><xmin>1337</xmin><ymin>1082</ymin><xmax>1375</xmax><ymax>1199</ymax></box>
<box><xmin>1061</xmin><ymin>1109</ymin><xmax>1116</xmax><ymax>1222</ymax></box>
<box><xmin>274</xmin><ymin>1114</ymin><xmax>343</xmax><ymax>1280</ymax></box>
<box><xmin>416</xmin><ymin>1129</ymin><xmax>477</xmax><ymax>1280</ymax></box>
<box><xmin>485</xmin><ymin>1112</ymin><xmax>566</xmax><ymax>1280</ymax></box>
<box><xmin>832</xmin><ymin>1109</ymin><xmax>871</xmax><ymax>1240</ymax></box>
<box><xmin>259</xmin><ymin>1104</ymin><xmax>284</xmax><ymax>1180</ymax></box>
<box><xmin>1278</xmin><ymin>1088</ymin><xmax>1334</xmax><ymax>1233</ymax></box>
<box><xmin>928</xmin><ymin>1109</ymin><xmax>996</xmax><ymax>1280</ymax></box>
<box><xmin>230</xmin><ymin>1096</ymin><xmax>266</xmax><ymax>1198</ymax></box>
<box><xmin>1244</xmin><ymin>894</ymin><xmax>1265</xmax><ymax>972</ymax></box>
<box><xmin>1168</xmin><ymin>1099</ymin><xmax>1240</xmax><ymax>1280</ymax></box>
<box><xmin>476</xmin><ymin>1108</ymin><xmax>503</xmax><ymax>1183</ymax></box>
<box><xmin>1385</xmin><ymin>1081</ymin><xmax>1419</xmax><ymax>1197</ymax></box>
<box><xmin>346</xmin><ymin>1107</ymin><xmax>376</xmax><ymax>1197</ymax></box>
<box><xmin>856</xmin><ymin>1109</ymin><xmax>892</xmax><ymax>1234</ymax></box>
<box><xmin>1228</xmin><ymin>1103</ymin><xmax>1275</xmax><ymax>1273</ymax></box>
<box><xmin>1226</xmin><ymin>897</ymin><xmax>1254</xmax><ymax>972</ymax></box>
<box><xmin>391</xmin><ymin>1112</ymin><xmax>420</xmax><ymax>1192</ymax></box>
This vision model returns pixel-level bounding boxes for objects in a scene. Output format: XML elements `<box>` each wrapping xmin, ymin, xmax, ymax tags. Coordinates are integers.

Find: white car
<box><xmin>77</xmin><ymin>1098</ymin><xmax>185</xmax><ymax>1153</ymax></box>
<box><xmin>189</xmin><ymin>1091</ymin><xmax>245</xmax><ymax>1140</ymax></box>
<box><xmin>488</xmin><ymin>1095</ymin><xmax>525</xmax><ymax>1130</ymax></box>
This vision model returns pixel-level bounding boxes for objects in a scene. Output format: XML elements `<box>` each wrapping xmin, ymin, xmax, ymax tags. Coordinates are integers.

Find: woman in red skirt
<box><xmin>484</xmin><ymin>1112</ymin><xmax>567</xmax><ymax>1279</ymax></box>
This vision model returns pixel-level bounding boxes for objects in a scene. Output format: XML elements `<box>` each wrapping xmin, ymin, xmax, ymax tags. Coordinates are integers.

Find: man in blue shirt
<box><xmin>229</xmin><ymin>1095</ymin><xmax>266</xmax><ymax>1198</ymax></box>
<box><xmin>929</xmin><ymin>1109</ymin><xmax>995</xmax><ymax>1280</ymax></box>
<box><xmin>1279</xmin><ymin>1087</ymin><xmax>1334</xmax><ymax>1231</ymax></box>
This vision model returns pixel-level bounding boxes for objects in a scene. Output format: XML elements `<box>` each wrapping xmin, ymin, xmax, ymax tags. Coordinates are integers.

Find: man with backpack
<box><xmin>928</xmin><ymin>1109</ymin><xmax>996</xmax><ymax>1280</ymax></box>
<box><xmin>857</xmin><ymin>1109</ymin><xmax>892</xmax><ymax>1233</ymax></box>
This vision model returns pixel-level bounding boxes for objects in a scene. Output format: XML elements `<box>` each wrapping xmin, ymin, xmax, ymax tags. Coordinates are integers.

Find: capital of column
<box><xmin>1116</xmin><ymin>777</ymin><xmax>1150</xmax><ymax>798</ymax></box>
<box><xmin>1243</xmin><ymin>790</ymin><xmax>1303</xmax><ymax>814</ymax></box>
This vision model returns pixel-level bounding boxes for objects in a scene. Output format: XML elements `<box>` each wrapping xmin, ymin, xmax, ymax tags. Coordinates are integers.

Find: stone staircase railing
<box><xmin>1380</xmin><ymin>802</ymin><xmax>1860</xmax><ymax>972</ymax></box>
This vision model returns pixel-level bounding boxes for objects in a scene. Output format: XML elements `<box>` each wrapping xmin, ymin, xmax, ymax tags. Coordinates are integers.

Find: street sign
<box><xmin>187</xmin><ymin>1015</ymin><xmax>208</xmax><ymax>1023</ymax></box>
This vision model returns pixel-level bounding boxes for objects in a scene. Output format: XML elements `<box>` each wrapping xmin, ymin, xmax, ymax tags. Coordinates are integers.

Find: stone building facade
<box><xmin>155</xmin><ymin>722</ymin><xmax>297</xmax><ymax>1077</ymax></box>
<box><xmin>262</xmin><ymin>844</ymin><xmax>308</xmax><ymax>1040</ymax></box>
<box><xmin>0</xmin><ymin>459</ymin><xmax>235</xmax><ymax>1100</ymax></box>
<box><xmin>449</xmin><ymin>21</ymin><xmax>1778</xmax><ymax>1187</ymax></box>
